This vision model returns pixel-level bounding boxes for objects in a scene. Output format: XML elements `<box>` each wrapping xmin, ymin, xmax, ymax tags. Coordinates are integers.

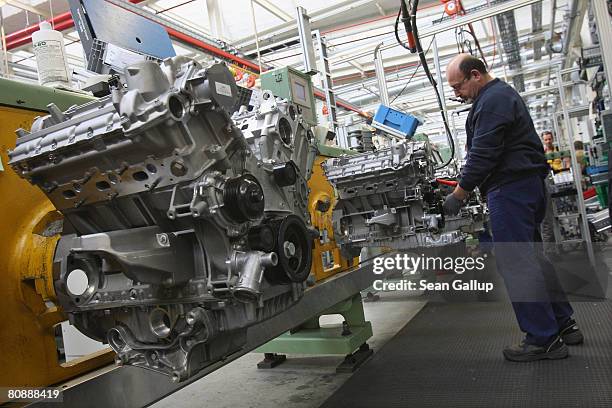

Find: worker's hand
<box><xmin>443</xmin><ymin>192</ymin><xmax>465</xmax><ymax>216</ymax></box>
<box><xmin>444</xmin><ymin>193</ymin><xmax>463</xmax><ymax>215</ymax></box>
<box><xmin>443</xmin><ymin>185</ymin><xmax>469</xmax><ymax>216</ymax></box>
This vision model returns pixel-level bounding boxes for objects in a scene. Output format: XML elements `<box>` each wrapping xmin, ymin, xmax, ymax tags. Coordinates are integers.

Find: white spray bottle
<box><xmin>32</xmin><ymin>21</ymin><xmax>72</xmax><ymax>88</ymax></box>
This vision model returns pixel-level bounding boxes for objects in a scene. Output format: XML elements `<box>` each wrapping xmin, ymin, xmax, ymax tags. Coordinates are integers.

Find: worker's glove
<box><xmin>443</xmin><ymin>193</ymin><xmax>464</xmax><ymax>216</ymax></box>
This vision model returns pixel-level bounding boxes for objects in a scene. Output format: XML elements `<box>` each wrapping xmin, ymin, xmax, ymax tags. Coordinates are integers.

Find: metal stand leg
<box><xmin>362</xmin><ymin>290</ymin><xmax>380</xmax><ymax>302</ymax></box>
<box><xmin>257</xmin><ymin>353</ymin><xmax>287</xmax><ymax>369</ymax></box>
<box><xmin>336</xmin><ymin>343</ymin><xmax>374</xmax><ymax>373</ymax></box>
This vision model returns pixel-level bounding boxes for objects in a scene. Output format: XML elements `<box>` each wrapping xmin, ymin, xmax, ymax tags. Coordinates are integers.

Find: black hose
<box><xmin>409</xmin><ymin>0</ymin><xmax>455</xmax><ymax>169</ymax></box>
<box><xmin>400</xmin><ymin>0</ymin><xmax>417</xmax><ymax>52</ymax></box>
<box><xmin>394</xmin><ymin>9</ymin><xmax>411</xmax><ymax>51</ymax></box>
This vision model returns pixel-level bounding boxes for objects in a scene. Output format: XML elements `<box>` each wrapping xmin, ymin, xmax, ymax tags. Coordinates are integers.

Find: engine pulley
<box><xmin>223</xmin><ymin>174</ymin><xmax>265</xmax><ymax>223</ymax></box>
<box><xmin>264</xmin><ymin>215</ymin><xmax>313</xmax><ymax>284</ymax></box>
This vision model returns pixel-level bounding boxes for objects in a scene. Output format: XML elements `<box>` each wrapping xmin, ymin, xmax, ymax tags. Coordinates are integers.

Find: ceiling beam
<box><xmin>4</xmin><ymin>0</ymin><xmax>51</xmax><ymax>17</ymax></box>
<box><xmin>374</xmin><ymin>2</ymin><xmax>386</xmax><ymax>16</ymax></box>
<box><xmin>348</xmin><ymin>60</ymin><xmax>366</xmax><ymax>76</ymax></box>
<box><xmin>205</xmin><ymin>0</ymin><xmax>224</xmax><ymax>40</ymax></box>
<box><xmin>252</xmin><ymin>0</ymin><xmax>293</xmax><ymax>22</ymax></box>
<box><xmin>233</xmin><ymin>0</ymin><xmax>377</xmax><ymax>50</ymax></box>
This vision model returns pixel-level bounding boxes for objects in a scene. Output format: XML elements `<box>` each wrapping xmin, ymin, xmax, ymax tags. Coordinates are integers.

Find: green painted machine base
<box><xmin>256</xmin><ymin>322</ymin><xmax>372</xmax><ymax>355</ymax></box>
<box><xmin>255</xmin><ymin>294</ymin><xmax>373</xmax><ymax>371</ymax></box>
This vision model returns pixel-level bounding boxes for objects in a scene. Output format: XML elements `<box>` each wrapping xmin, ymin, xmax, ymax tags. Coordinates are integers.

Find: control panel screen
<box><xmin>293</xmin><ymin>81</ymin><xmax>306</xmax><ymax>102</ymax></box>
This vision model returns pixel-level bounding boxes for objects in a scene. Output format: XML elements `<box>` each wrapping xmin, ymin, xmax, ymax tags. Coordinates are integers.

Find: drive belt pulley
<box><xmin>261</xmin><ymin>215</ymin><xmax>313</xmax><ymax>284</ymax></box>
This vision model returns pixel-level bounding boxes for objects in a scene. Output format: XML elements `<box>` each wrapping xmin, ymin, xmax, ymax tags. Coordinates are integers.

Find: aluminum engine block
<box><xmin>323</xmin><ymin>140</ymin><xmax>485</xmax><ymax>256</ymax></box>
<box><xmin>9</xmin><ymin>57</ymin><xmax>317</xmax><ymax>382</ymax></box>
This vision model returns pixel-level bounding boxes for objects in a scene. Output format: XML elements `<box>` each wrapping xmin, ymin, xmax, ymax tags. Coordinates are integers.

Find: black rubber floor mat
<box><xmin>320</xmin><ymin>301</ymin><xmax>612</xmax><ymax>408</ymax></box>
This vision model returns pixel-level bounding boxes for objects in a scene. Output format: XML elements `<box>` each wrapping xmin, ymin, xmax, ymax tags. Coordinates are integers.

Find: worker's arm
<box><xmin>451</xmin><ymin>184</ymin><xmax>470</xmax><ymax>200</ymax></box>
<box><xmin>456</xmin><ymin>107</ymin><xmax>511</xmax><ymax>195</ymax></box>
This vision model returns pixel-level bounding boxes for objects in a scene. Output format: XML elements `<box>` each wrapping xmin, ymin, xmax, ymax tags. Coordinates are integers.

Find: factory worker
<box><xmin>443</xmin><ymin>54</ymin><xmax>583</xmax><ymax>362</ymax></box>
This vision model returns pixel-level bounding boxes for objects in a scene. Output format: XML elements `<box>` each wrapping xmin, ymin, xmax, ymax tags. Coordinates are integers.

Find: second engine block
<box><xmin>323</xmin><ymin>140</ymin><xmax>485</xmax><ymax>256</ymax></box>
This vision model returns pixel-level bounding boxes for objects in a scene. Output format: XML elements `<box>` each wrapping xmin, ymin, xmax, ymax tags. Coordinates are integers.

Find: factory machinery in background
<box><xmin>8</xmin><ymin>57</ymin><xmax>319</xmax><ymax>382</ymax></box>
<box><xmin>323</xmin><ymin>108</ymin><xmax>486</xmax><ymax>257</ymax></box>
<box><xmin>314</xmin><ymin>0</ymin><xmax>487</xmax><ymax>258</ymax></box>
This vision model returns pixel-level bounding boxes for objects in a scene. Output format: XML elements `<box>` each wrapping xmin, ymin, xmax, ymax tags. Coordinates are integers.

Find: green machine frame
<box><xmin>256</xmin><ymin>294</ymin><xmax>373</xmax><ymax>373</ymax></box>
<box><xmin>0</xmin><ymin>77</ymin><xmax>94</xmax><ymax>112</ymax></box>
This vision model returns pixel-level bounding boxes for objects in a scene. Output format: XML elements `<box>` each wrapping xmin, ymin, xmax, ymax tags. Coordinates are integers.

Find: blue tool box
<box><xmin>372</xmin><ymin>105</ymin><xmax>422</xmax><ymax>138</ymax></box>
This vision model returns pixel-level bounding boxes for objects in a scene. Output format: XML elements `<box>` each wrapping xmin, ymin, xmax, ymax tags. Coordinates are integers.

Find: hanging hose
<box><xmin>405</xmin><ymin>0</ymin><xmax>456</xmax><ymax>169</ymax></box>
<box><xmin>400</xmin><ymin>0</ymin><xmax>417</xmax><ymax>52</ymax></box>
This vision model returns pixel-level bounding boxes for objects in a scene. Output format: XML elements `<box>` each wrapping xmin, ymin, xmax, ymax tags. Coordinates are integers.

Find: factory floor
<box><xmin>152</xmin><ymin>291</ymin><xmax>427</xmax><ymax>408</ymax></box>
<box><xmin>153</xmin><ymin>246</ymin><xmax>612</xmax><ymax>408</ymax></box>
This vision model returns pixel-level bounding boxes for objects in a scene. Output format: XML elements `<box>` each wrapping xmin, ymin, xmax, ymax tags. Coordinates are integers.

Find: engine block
<box><xmin>322</xmin><ymin>140</ymin><xmax>484</xmax><ymax>256</ymax></box>
<box><xmin>9</xmin><ymin>57</ymin><xmax>317</xmax><ymax>382</ymax></box>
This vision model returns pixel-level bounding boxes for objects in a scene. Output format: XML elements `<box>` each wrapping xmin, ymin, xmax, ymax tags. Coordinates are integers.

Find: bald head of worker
<box><xmin>446</xmin><ymin>53</ymin><xmax>493</xmax><ymax>104</ymax></box>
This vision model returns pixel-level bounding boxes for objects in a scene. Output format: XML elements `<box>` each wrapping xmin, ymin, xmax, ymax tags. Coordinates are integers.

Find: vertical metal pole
<box><xmin>373</xmin><ymin>43</ymin><xmax>389</xmax><ymax>106</ymax></box>
<box><xmin>551</xmin><ymin>101</ymin><xmax>567</xmax><ymax>250</ymax></box>
<box><xmin>314</xmin><ymin>30</ymin><xmax>338</xmax><ymax>130</ymax></box>
<box><xmin>249</xmin><ymin>0</ymin><xmax>263</xmax><ymax>73</ymax></box>
<box><xmin>296</xmin><ymin>6</ymin><xmax>318</xmax><ymax>75</ymax></box>
<box><xmin>432</xmin><ymin>37</ymin><xmax>456</xmax><ymax>163</ymax></box>
<box><xmin>556</xmin><ymin>67</ymin><xmax>595</xmax><ymax>266</ymax></box>
<box><xmin>0</xmin><ymin>7</ymin><xmax>10</xmax><ymax>78</ymax></box>
<box><xmin>491</xmin><ymin>17</ymin><xmax>509</xmax><ymax>83</ymax></box>
<box><xmin>206</xmin><ymin>0</ymin><xmax>224</xmax><ymax>40</ymax></box>
<box><xmin>449</xmin><ymin>111</ymin><xmax>460</xmax><ymax>160</ymax></box>
<box><xmin>592</xmin><ymin>0</ymin><xmax>612</xmax><ymax>86</ymax></box>
<box><xmin>432</xmin><ymin>38</ymin><xmax>447</xmax><ymax>114</ymax></box>
<box><xmin>551</xmin><ymin>102</ymin><xmax>561</xmax><ymax>144</ymax></box>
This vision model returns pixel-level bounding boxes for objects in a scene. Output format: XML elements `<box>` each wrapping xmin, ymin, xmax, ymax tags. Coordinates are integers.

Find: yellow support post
<box><xmin>0</xmin><ymin>105</ymin><xmax>114</xmax><ymax>390</ymax></box>
<box><xmin>307</xmin><ymin>155</ymin><xmax>356</xmax><ymax>281</ymax></box>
